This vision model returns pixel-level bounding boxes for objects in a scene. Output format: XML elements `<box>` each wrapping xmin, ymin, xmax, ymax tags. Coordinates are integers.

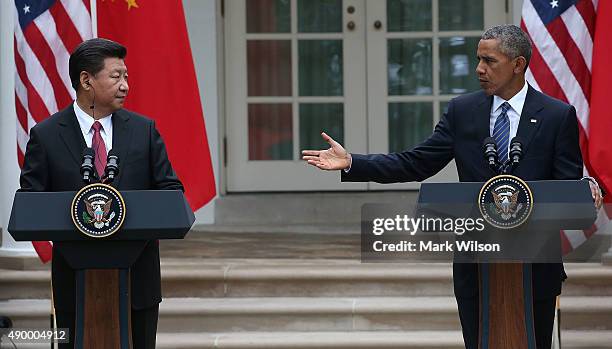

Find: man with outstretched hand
<box><xmin>303</xmin><ymin>25</ymin><xmax>602</xmax><ymax>349</ymax></box>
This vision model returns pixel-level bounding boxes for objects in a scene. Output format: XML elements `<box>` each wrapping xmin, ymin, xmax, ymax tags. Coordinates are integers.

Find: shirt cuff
<box><xmin>343</xmin><ymin>153</ymin><xmax>352</xmax><ymax>173</ymax></box>
<box><xmin>581</xmin><ymin>176</ymin><xmax>606</xmax><ymax>196</ymax></box>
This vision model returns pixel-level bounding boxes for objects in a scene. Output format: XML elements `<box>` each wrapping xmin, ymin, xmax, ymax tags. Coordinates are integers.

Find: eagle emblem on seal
<box><xmin>478</xmin><ymin>175</ymin><xmax>533</xmax><ymax>229</ymax></box>
<box><xmin>492</xmin><ymin>188</ymin><xmax>523</xmax><ymax>221</ymax></box>
<box><xmin>83</xmin><ymin>194</ymin><xmax>116</xmax><ymax>229</ymax></box>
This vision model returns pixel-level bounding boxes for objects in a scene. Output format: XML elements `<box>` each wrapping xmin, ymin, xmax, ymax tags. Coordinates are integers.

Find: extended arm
<box><xmin>341</xmin><ymin>110</ymin><xmax>455</xmax><ymax>183</ymax></box>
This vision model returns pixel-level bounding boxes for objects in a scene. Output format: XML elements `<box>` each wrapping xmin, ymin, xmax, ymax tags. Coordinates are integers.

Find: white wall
<box><xmin>0</xmin><ymin>0</ymin><xmax>31</xmax><ymax>252</ymax></box>
<box><xmin>513</xmin><ymin>0</ymin><xmax>523</xmax><ymax>25</ymax></box>
<box><xmin>183</xmin><ymin>0</ymin><xmax>221</xmax><ymax>224</ymax></box>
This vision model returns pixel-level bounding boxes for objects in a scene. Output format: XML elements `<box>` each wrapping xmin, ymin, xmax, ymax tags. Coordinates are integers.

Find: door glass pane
<box><xmin>247</xmin><ymin>0</ymin><xmax>291</xmax><ymax>33</ymax></box>
<box><xmin>299</xmin><ymin>40</ymin><xmax>343</xmax><ymax>96</ymax></box>
<box><xmin>439</xmin><ymin>36</ymin><xmax>480</xmax><ymax>94</ymax></box>
<box><xmin>249</xmin><ymin>104</ymin><xmax>293</xmax><ymax>160</ymax></box>
<box><xmin>388</xmin><ymin>102</ymin><xmax>432</xmax><ymax>152</ymax></box>
<box><xmin>248</xmin><ymin>40</ymin><xmax>292</xmax><ymax>96</ymax></box>
<box><xmin>300</xmin><ymin>103</ymin><xmax>344</xmax><ymax>150</ymax></box>
<box><xmin>298</xmin><ymin>0</ymin><xmax>342</xmax><ymax>33</ymax></box>
<box><xmin>439</xmin><ymin>0</ymin><xmax>484</xmax><ymax>31</ymax></box>
<box><xmin>388</xmin><ymin>39</ymin><xmax>432</xmax><ymax>96</ymax></box>
<box><xmin>387</xmin><ymin>0</ymin><xmax>432</xmax><ymax>32</ymax></box>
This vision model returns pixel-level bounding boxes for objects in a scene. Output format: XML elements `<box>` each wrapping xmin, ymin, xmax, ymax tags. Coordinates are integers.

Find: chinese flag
<box><xmin>97</xmin><ymin>0</ymin><xmax>216</xmax><ymax>211</ymax></box>
<box><xmin>589</xmin><ymin>1</ymin><xmax>612</xmax><ymax>205</ymax></box>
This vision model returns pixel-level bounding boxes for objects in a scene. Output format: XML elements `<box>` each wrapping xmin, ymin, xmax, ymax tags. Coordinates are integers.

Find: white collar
<box><xmin>73</xmin><ymin>101</ymin><xmax>112</xmax><ymax>134</ymax></box>
<box><xmin>492</xmin><ymin>81</ymin><xmax>529</xmax><ymax>115</ymax></box>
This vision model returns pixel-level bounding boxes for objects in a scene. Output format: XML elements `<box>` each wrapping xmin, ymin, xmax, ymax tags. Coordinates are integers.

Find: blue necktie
<box><xmin>493</xmin><ymin>102</ymin><xmax>511</xmax><ymax>170</ymax></box>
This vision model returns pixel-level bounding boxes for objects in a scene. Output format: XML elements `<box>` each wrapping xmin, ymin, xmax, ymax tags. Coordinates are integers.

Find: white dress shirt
<box><xmin>490</xmin><ymin>81</ymin><xmax>528</xmax><ymax>157</ymax></box>
<box><xmin>73</xmin><ymin>101</ymin><xmax>113</xmax><ymax>154</ymax></box>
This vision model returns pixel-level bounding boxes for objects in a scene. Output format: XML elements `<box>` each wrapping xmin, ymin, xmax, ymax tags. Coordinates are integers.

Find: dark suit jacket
<box><xmin>20</xmin><ymin>104</ymin><xmax>184</xmax><ymax>311</ymax></box>
<box><xmin>342</xmin><ymin>85</ymin><xmax>583</xmax><ymax>300</ymax></box>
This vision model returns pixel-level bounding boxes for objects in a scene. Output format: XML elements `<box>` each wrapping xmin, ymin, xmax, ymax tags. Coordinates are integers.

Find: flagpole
<box><xmin>552</xmin><ymin>295</ymin><xmax>561</xmax><ymax>349</ymax></box>
<box><xmin>91</xmin><ymin>0</ymin><xmax>97</xmax><ymax>38</ymax></box>
<box><xmin>50</xmin><ymin>277</ymin><xmax>57</xmax><ymax>349</ymax></box>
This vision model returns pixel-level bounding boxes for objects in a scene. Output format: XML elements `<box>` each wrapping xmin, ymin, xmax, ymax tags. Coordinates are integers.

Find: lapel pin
<box><xmin>530</xmin><ymin>118</ymin><xmax>537</xmax><ymax>123</ymax></box>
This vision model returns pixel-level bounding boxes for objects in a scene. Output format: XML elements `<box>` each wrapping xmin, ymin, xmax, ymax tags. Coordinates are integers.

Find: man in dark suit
<box><xmin>20</xmin><ymin>38</ymin><xmax>183</xmax><ymax>348</ymax></box>
<box><xmin>303</xmin><ymin>25</ymin><xmax>602</xmax><ymax>348</ymax></box>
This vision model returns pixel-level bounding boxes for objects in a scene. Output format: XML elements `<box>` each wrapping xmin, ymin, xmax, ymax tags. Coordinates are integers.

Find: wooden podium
<box><xmin>8</xmin><ymin>189</ymin><xmax>195</xmax><ymax>349</ymax></box>
<box><xmin>417</xmin><ymin>179</ymin><xmax>596</xmax><ymax>348</ymax></box>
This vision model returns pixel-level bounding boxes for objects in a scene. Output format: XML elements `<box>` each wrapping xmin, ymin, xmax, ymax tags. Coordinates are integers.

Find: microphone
<box><xmin>80</xmin><ymin>148</ymin><xmax>96</xmax><ymax>184</ymax></box>
<box><xmin>482</xmin><ymin>137</ymin><xmax>498</xmax><ymax>173</ymax></box>
<box><xmin>103</xmin><ymin>150</ymin><xmax>120</xmax><ymax>183</ymax></box>
<box><xmin>507</xmin><ymin>137</ymin><xmax>524</xmax><ymax>173</ymax></box>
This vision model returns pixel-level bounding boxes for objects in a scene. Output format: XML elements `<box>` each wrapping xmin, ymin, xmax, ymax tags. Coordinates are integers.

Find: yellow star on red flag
<box><xmin>126</xmin><ymin>0</ymin><xmax>139</xmax><ymax>10</ymax></box>
<box><xmin>102</xmin><ymin>0</ymin><xmax>139</xmax><ymax>10</ymax></box>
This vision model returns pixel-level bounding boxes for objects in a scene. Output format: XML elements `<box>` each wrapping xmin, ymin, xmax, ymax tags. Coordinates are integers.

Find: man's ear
<box><xmin>514</xmin><ymin>56</ymin><xmax>527</xmax><ymax>74</ymax></box>
<box><xmin>79</xmin><ymin>71</ymin><xmax>92</xmax><ymax>90</ymax></box>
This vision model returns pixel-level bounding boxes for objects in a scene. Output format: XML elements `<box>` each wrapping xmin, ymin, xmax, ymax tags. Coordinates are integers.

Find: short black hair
<box><xmin>482</xmin><ymin>25</ymin><xmax>532</xmax><ymax>72</ymax></box>
<box><xmin>68</xmin><ymin>38</ymin><xmax>127</xmax><ymax>91</ymax></box>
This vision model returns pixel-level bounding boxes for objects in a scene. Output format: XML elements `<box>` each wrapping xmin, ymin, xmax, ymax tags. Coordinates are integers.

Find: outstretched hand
<box><xmin>302</xmin><ymin>132</ymin><xmax>351</xmax><ymax>171</ymax></box>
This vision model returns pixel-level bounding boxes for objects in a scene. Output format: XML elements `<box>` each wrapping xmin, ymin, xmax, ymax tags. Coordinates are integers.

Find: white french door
<box><xmin>225</xmin><ymin>0</ymin><xmax>508</xmax><ymax>192</ymax></box>
<box><xmin>365</xmin><ymin>0</ymin><xmax>506</xmax><ymax>189</ymax></box>
<box><xmin>225</xmin><ymin>0</ymin><xmax>368</xmax><ymax>191</ymax></box>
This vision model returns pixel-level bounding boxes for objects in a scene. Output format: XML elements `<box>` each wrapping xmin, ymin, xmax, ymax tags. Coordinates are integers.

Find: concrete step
<box><xmin>161</xmin><ymin>261</ymin><xmax>455</xmax><ymax>298</ymax></box>
<box><xmin>3</xmin><ymin>330</ymin><xmax>610</xmax><ymax>349</ymax></box>
<box><xmin>157</xmin><ymin>297</ymin><xmax>461</xmax><ymax>332</ymax></box>
<box><xmin>157</xmin><ymin>296</ymin><xmax>612</xmax><ymax>332</ymax></box>
<box><xmin>3</xmin><ymin>296</ymin><xmax>612</xmax><ymax>333</ymax></box>
<box><xmin>155</xmin><ymin>330</ymin><xmax>612</xmax><ymax>349</ymax></box>
<box><xmin>0</xmin><ymin>269</ymin><xmax>50</xmax><ymax>300</ymax></box>
<box><xmin>162</xmin><ymin>261</ymin><xmax>612</xmax><ymax>298</ymax></box>
<box><xmin>210</xmin><ymin>192</ymin><xmax>419</xmax><ymax>226</ymax></box>
<box><xmin>2</xmin><ymin>262</ymin><xmax>612</xmax><ymax>300</ymax></box>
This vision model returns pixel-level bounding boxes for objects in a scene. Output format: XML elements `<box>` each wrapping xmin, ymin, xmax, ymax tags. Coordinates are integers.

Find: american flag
<box><xmin>521</xmin><ymin>0</ymin><xmax>610</xmax><ymax>254</ymax></box>
<box><xmin>14</xmin><ymin>0</ymin><xmax>93</xmax><ymax>262</ymax></box>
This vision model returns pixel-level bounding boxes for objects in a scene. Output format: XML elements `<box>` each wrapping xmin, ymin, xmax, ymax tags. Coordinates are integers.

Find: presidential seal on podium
<box><xmin>478</xmin><ymin>174</ymin><xmax>534</xmax><ymax>229</ymax></box>
<box><xmin>71</xmin><ymin>183</ymin><xmax>126</xmax><ymax>238</ymax></box>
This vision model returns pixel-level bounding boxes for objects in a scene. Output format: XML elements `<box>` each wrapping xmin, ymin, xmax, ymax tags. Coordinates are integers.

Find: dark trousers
<box><xmin>56</xmin><ymin>305</ymin><xmax>159</xmax><ymax>349</ymax></box>
<box><xmin>456</xmin><ymin>296</ymin><xmax>556</xmax><ymax>349</ymax></box>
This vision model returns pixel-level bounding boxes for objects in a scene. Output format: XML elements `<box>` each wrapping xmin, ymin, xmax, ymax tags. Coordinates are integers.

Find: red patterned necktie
<box><xmin>91</xmin><ymin>121</ymin><xmax>107</xmax><ymax>178</ymax></box>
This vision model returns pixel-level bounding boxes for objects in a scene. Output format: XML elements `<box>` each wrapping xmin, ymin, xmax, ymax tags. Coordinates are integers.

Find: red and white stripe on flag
<box><xmin>14</xmin><ymin>0</ymin><xmax>93</xmax><ymax>263</ymax></box>
<box><xmin>521</xmin><ymin>0</ymin><xmax>610</xmax><ymax>254</ymax></box>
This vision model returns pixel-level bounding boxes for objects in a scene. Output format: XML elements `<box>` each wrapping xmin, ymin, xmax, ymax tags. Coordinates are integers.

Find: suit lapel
<box><xmin>516</xmin><ymin>85</ymin><xmax>543</xmax><ymax>154</ymax></box>
<box><xmin>111</xmin><ymin>109</ymin><xmax>133</xmax><ymax>187</ymax></box>
<box><xmin>58</xmin><ymin>105</ymin><xmax>87</xmax><ymax>166</ymax></box>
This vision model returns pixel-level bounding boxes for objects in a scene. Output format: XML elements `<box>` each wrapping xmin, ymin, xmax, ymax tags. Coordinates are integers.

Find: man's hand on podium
<box><xmin>588</xmin><ymin>180</ymin><xmax>603</xmax><ymax>210</ymax></box>
<box><xmin>302</xmin><ymin>132</ymin><xmax>351</xmax><ymax>171</ymax></box>
<box><xmin>581</xmin><ymin>176</ymin><xmax>604</xmax><ymax>209</ymax></box>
